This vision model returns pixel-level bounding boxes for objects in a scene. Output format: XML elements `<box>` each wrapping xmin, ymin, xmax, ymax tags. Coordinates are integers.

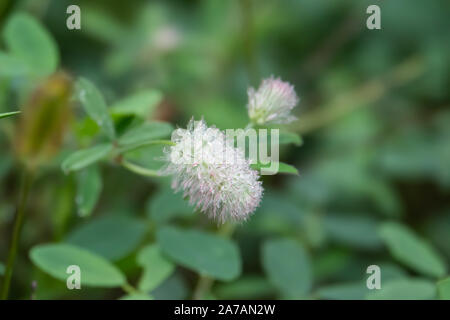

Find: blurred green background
<box><xmin>0</xmin><ymin>0</ymin><xmax>450</xmax><ymax>300</ymax></box>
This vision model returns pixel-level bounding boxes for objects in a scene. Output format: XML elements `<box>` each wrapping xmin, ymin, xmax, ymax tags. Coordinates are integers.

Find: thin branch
<box><xmin>121</xmin><ymin>159</ymin><xmax>161</xmax><ymax>178</ymax></box>
<box><xmin>292</xmin><ymin>56</ymin><xmax>424</xmax><ymax>134</ymax></box>
<box><xmin>1</xmin><ymin>169</ymin><xmax>34</xmax><ymax>300</ymax></box>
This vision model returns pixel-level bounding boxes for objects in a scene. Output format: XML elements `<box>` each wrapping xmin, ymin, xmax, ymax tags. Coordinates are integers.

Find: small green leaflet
<box><xmin>437</xmin><ymin>278</ymin><xmax>450</xmax><ymax>300</ymax></box>
<box><xmin>323</xmin><ymin>214</ymin><xmax>382</xmax><ymax>250</ymax></box>
<box><xmin>76</xmin><ymin>78</ymin><xmax>116</xmax><ymax>140</ymax></box>
<box><xmin>251</xmin><ymin>162</ymin><xmax>298</xmax><ymax>175</ymax></box>
<box><xmin>215</xmin><ymin>276</ymin><xmax>275</xmax><ymax>299</ymax></box>
<box><xmin>316</xmin><ymin>282</ymin><xmax>369</xmax><ymax>300</ymax></box>
<box><xmin>30</xmin><ymin>244</ymin><xmax>126</xmax><ymax>287</ymax></box>
<box><xmin>0</xmin><ymin>52</ymin><xmax>28</xmax><ymax>76</ymax></box>
<box><xmin>111</xmin><ymin>90</ymin><xmax>163</xmax><ymax>118</ymax></box>
<box><xmin>137</xmin><ymin>245</ymin><xmax>175</xmax><ymax>292</ymax></box>
<box><xmin>146</xmin><ymin>188</ymin><xmax>194</xmax><ymax>223</ymax></box>
<box><xmin>278</xmin><ymin>131</ymin><xmax>303</xmax><ymax>146</ymax></box>
<box><xmin>118</xmin><ymin>122</ymin><xmax>174</xmax><ymax>152</ymax></box>
<box><xmin>62</xmin><ymin>143</ymin><xmax>112</xmax><ymax>173</ymax></box>
<box><xmin>157</xmin><ymin>226</ymin><xmax>241</xmax><ymax>281</ymax></box>
<box><xmin>66</xmin><ymin>216</ymin><xmax>147</xmax><ymax>261</ymax></box>
<box><xmin>75</xmin><ymin>166</ymin><xmax>102</xmax><ymax>217</ymax></box>
<box><xmin>262</xmin><ymin>239</ymin><xmax>312</xmax><ymax>298</ymax></box>
<box><xmin>366</xmin><ymin>278</ymin><xmax>436</xmax><ymax>300</ymax></box>
<box><xmin>3</xmin><ymin>13</ymin><xmax>59</xmax><ymax>76</ymax></box>
<box><xmin>378</xmin><ymin>222</ymin><xmax>446</xmax><ymax>278</ymax></box>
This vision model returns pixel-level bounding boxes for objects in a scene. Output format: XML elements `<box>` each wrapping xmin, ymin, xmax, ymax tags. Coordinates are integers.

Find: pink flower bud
<box><xmin>247</xmin><ymin>76</ymin><xmax>299</xmax><ymax>125</ymax></box>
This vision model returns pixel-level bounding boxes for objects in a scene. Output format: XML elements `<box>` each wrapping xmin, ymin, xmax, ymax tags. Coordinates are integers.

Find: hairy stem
<box><xmin>1</xmin><ymin>169</ymin><xmax>34</xmax><ymax>300</ymax></box>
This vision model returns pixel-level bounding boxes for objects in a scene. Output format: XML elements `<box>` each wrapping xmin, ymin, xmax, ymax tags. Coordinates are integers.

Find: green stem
<box><xmin>192</xmin><ymin>275</ymin><xmax>214</xmax><ymax>300</ymax></box>
<box><xmin>121</xmin><ymin>283</ymin><xmax>139</xmax><ymax>295</ymax></box>
<box><xmin>1</xmin><ymin>169</ymin><xmax>34</xmax><ymax>300</ymax></box>
<box><xmin>121</xmin><ymin>159</ymin><xmax>160</xmax><ymax>177</ymax></box>
<box><xmin>0</xmin><ymin>111</ymin><xmax>20</xmax><ymax>119</ymax></box>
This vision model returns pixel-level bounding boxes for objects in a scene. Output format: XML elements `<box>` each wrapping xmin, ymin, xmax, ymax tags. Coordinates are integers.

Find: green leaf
<box><xmin>261</xmin><ymin>131</ymin><xmax>303</xmax><ymax>147</ymax></box>
<box><xmin>317</xmin><ymin>264</ymin><xmax>407</xmax><ymax>299</ymax></box>
<box><xmin>377</xmin><ymin>262</ymin><xmax>409</xmax><ymax>281</ymax></box>
<box><xmin>215</xmin><ymin>276</ymin><xmax>274</xmax><ymax>299</ymax></box>
<box><xmin>250</xmin><ymin>162</ymin><xmax>298</xmax><ymax>175</ymax></box>
<box><xmin>278</xmin><ymin>162</ymin><xmax>299</xmax><ymax>175</ymax></box>
<box><xmin>316</xmin><ymin>282</ymin><xmax>369</xmax><ymax>300</ymax></box>
<box><xmin>137</xmin><ymin>245</ymin><xmax>175</xmax><ymax>292</ymax></box>
<box><xmin>75</xmin><ymin>166</ymin><xmax>102</xmax><ymax>217</ymax></box>
<box><xmin>366</xmin><ymin>278</ymin><xmax>436</xmax><ymax>300</ymax></box>
<box><xmin>146</xmin><ymin>188</ymin><xmax>194</xmax><ymax>223</ymax></box>
<box><xmin>379</xmin><ymin>222</ymin><xmax>446</xmax><ymax>277</ymax></box>
<box><xmin>62</xmin><ymin>143</ymin><xmax>112</xmax><ymax>173</ymax></box>
<box><xmin>3</xmin><ymin>13</ymin><xmax>58</xmax><ymax>76</ymax></box>
<box><xmin>66</xmin><ymin>216</ymin><xmax>147</xmax><ymax>261</ymax></box>
<box><xmin>83</xmin><ymin>7</ymin><xmax>128</xmax><ymax>44</ymax></box>
<box><xmin>0</xmin><ymin>111</ymin><xmax>20</xmax><ymax>119</ymax></box>
<box><xmin>150</xmin><ymin>273</ymin><xmax>189</xmax><ymax>300</ymax></box>
<box><xmin>437</xmin><ymin>278</ymin><xmax>450</xmax><ymax>300</ymax></box>
<box><xmin>111</xmin><ymin>90</ymin><xmax>163</xmax><ymax>118</ymax></box>
<box><xmin>0</xmin><ymin>262</ymin><xmax>4</xmax><ymax>276</ymax></box>
<box><xmin>118</xmin><ymin>122</ymin><xmax>174</xmax><ymax>151</ymax></box>
<box><xmin>324</xmin><ymin>214</ymin><xmax>382</xmax><ymax>250</ymax></box>
<box><xmin>119</xmin><ymin>293</ymin><xmax>153</xmax><ymax>300</ymax></box>
<box><xmin>76</xmin><ymin>78</ymin><xmax>116</xmax><ymax>140</ymax></box>
<box><xmin>30</xmin><ymin>244</ymin><xmax>126</xmax><ymax>287</ymax></box>
<box><xmin>278</xmin><ymin>131</ymin><xmax>303</xmax><ymax>146</ymax></box>
<box><xmin>313</xmin><ymin>249</ymin><xmax>351</xmax><ymax>281</ymax></box>
<box><xmin>262</xmin><ymin>239</ymin><xmax>312</xmax><ymax>297</ymax></box>
<box><xmin>0</xmin><ymin>52</ymin><xmax>28</xmax><ymax>76</ymax></box>
<box><xmin>157</xmin><ymin>226</ymin><xmax>241</xmax><ymax>281</ymax></box>
<box><xmin>426</xmin><ymin>213</ymin><xmax>450</xmax><ymax>260</ymax></box>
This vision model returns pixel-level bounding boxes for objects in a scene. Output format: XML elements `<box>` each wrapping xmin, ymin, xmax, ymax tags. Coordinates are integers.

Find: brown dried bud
<box><xmin>15</xmin><ymin>72</ymin><xmax>73</xmax><ymax>169</ymax></box>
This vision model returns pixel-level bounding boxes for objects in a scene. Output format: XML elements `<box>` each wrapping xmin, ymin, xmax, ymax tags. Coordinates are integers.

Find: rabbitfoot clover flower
<box><xmin>165</xmin><ymin>119</ymin><xmax>263</xmax><ymax>223</ymax></box>
<box><xmin>247</xmin><ymin>76</ymin><xmax>299</xmax><ymax>125</ymax></box>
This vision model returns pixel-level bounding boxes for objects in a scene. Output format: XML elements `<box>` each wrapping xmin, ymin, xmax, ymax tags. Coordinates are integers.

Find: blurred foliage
<box><xmin>0</xmin><ymin>0</ymin><xmax>449</xmax><ymax>300</ymax></box>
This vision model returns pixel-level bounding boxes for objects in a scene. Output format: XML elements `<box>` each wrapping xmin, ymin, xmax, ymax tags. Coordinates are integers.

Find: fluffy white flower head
<box><xmin>247</xmin><ymin>76</ymin><xmax>299</xmax><ymax>125</ymax></box>
<box><xmin>166</xmin><ymin>119</ymin><xmax>263</xmax><ymax>223</ymax></box>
